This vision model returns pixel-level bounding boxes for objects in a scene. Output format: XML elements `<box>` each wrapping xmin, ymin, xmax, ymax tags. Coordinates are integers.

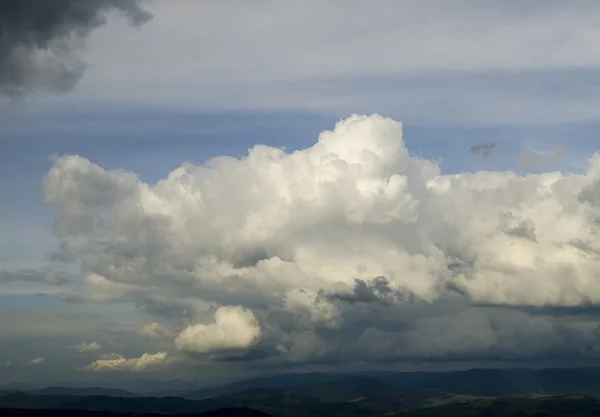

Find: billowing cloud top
<box><xmin>42</xmin><ymin>114</ymin><xmax>600</xmax><ymax>366</ymax></box>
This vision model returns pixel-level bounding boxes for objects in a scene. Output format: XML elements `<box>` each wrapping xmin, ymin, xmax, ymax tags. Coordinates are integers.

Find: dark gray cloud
<box><xmin>568</xmin><ymin>239</ymin><xmax>600</xmax><ymax>257</ymax></box>
<box><xmin>500</xmin><ymin>213</ymin><xmax>538</xmax><ymax>242</ymax></box>
<box><xmin>313</xmin><ymin>306</ymin><xmax>600</xmax><ymax>365</ymax></box>
<box><xmin>240</xmin><ymin>303</ymin><xmax>600</xmax><ymax>369</ymax></box>
<box><xmin>579</xmin><ymin>178</ymin><xmax>600</xmax><ymax>206</ymax></box>
<box><xmin>326</xmin><ymin>277</ymin><xmax>415</xmax><ymax>307</ymax></box>
<box><xmin>0</xmin><ymin>0</ymin><xmax>151</xmax><ymax>97</ymax></box>
<box><xmin>231</xmin><ymin>248</ymin><xmax>272</xmax><ymax>269</ymax></box>
<box><xmin>135</xmin><ymin>297</ymin><xmax>194</xmax><ymax>319</ymax></box>
<box><xmin>185</xmin><ymin>344</ymin><xmax>278</xmax><ymax>363</ymax></box>
<box><xmin>469</xmin><ymin>142</ymin><xmax>498</xmax><ymax>158</ymax></box>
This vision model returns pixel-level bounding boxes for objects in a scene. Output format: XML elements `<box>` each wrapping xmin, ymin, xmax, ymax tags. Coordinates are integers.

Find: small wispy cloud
<box><xmin>519</xmin><ymin>145</ymin><xmax>568</xmax><ymax>171</ymax></box>
<box><xmin>0</xmin><ymin>269</ymin><xmax>69</xmax><ymax>285</ymax></box>
<box><xmin>83</xmin><ymin>352</ymin><xmax>173</xmax><ymax>373</ymax></box>
<box><xmin>138</xmin><ymin>322</ymin><xmax>172</xmax><ymax>340</ymax></box>
<box><xmin>469</xmin><ymin>142</ymin><xmax>498</xmax><ymax>158</ymax></box>
<box><xmin>27</xmin><ymin>357</ymin><xmax>44</xmax><ymax>365</ymax></box>
<box><xmin>68</xmin><ymin>342</ymin><xmax>102</xmax><ymax>353</ymax></box>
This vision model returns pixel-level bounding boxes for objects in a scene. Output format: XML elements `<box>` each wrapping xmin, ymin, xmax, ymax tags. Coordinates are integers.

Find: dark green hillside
<box><xmin>401</xmin><ymin>396</ymin><xmax>600</xmax><ymax>417</ymax></box>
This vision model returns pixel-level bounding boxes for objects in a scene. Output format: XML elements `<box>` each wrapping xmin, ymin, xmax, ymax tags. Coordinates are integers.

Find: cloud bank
<box><xmin>42</xmin><ymin>114</ymin><xmax>600</xmax><ymax>368</ymax></box>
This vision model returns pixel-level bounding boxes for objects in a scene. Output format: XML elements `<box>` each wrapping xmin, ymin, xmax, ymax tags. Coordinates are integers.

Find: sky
<box><xmin>2</xmin><ymin>0</ymin><xmax>600</xmax><ymax>385</ymax></box>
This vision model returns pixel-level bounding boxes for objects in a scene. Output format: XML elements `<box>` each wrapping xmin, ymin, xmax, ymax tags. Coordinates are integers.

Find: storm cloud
<box><xmin>0</xmin><ymin>0</ymin><xmax>150</xmax><ymax>97</ymax></box>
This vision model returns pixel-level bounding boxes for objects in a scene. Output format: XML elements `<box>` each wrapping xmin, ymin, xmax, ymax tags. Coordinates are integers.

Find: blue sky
<box><xmin>3</xmin><ymin>0</ymin><xmax>600</xmax><ymax>384</ymax></box>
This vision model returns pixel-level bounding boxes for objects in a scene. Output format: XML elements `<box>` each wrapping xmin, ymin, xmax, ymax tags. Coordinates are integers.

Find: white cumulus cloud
<box><xmin>84</xmin><ymin>352</ymin><xmax>171</xmax><ymax>372</ymax></box>
<box><xmin>175</xmin><ymin>306</ymin><xmax>261</xmax><ymax>355</ymax></box>
<box><xmin>42</xmin><ymin>114</ymin><xmax>600</xmax><ymax>364</ymax></box>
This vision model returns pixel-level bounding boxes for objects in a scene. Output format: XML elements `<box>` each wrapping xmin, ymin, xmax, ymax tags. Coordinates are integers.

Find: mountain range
<box><xmin>5</xmin><ymin>368</ymin><xmax>600</xmax><ymax>416</ymax></box>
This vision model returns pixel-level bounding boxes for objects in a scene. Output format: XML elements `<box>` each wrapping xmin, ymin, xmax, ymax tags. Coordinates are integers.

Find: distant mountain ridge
<box><xmin>0</xmin><ymin>392</ymin><xmax>214</xmax><ymax>414</ymax></box>
<box><xmin>26</xmin><ymin>387</ymin><xmax>138</xmax><ymax>397</ymax></box>
<box><xmin>423</xmin><ymin>367</ymin><xmax>600</xmax><ymax>397</ymax></box>
<box><xmin>0</xmin><ymin>407</ymin><xmax>272</xmax><ymax>417</ymax></box>
<box><xmin>6</xmin><ymin>367</ymin><xmax>600</xmax><ymax>399</ymax></box>
<box><xmin>183</xmin><ymin>367</ymin><xmax>600</xmax><ymax>399</ymax></box>
<box><xmin>185</xmin><ymin>371</ymin><xmax>439</xmax><ymax>399</ymax></box>
<box><xmin>0</xmin><ymin>378</ymin><xmax>207</xmax><ymax>395</ymax></box>
<box><xmin>5</xmin><ymin>367</ymin><xmax>600</xmax><ymax>417</ymax></box>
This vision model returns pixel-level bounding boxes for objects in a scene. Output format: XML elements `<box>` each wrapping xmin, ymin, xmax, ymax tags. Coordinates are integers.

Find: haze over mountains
<box><xmin>5</xmin><ymin>368</ymin><xmax>600</xmax><ymax>417</ymax></box>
